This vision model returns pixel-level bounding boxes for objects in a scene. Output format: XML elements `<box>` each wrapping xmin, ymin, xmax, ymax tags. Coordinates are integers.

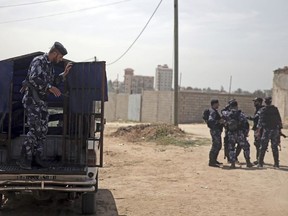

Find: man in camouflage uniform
<box><xmin>17</xmin><ymin>42</ymin><xmax>72</xmax><ymax>169</ymax></box>
<box><xmin>221</xmin><ymin>99</ymin><xmax>240</xmax><ymax>163</ymax></box>
<box><xmin>257</xmin><ymin>97</ymin><xmax>282</xmax><ymax>168</ymax></box>
<box><xmin>207</xmin><ymin>99</ymin><xmax>224</xmax><ymax>168</ymax></box>
<box><xmin>247</xmin><ymin>97</ymin><xmax>264</xmax><ymax>164</ymax></box>
<box><xmin>222</xmin><ymin>101</ymin><xmax>253</xmax><ymax>168</ymax></box>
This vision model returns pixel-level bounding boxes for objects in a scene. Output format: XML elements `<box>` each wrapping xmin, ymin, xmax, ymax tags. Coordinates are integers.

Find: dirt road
<box><xmin>2</xmin><ymin>123</ymin><xmax>288</xmax><ymax>216</ymax></box>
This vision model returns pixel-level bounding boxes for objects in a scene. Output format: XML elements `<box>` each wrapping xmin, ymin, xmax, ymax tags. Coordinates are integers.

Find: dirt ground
<box><xmin>100</xmin><ymin>123</ymin><xmax>288</xmax><ymax>216</ymax></box>
<box><xmin>1</xmin><ymin>123</ymin><xmax>288</xmax><ymax>216</ymax></box>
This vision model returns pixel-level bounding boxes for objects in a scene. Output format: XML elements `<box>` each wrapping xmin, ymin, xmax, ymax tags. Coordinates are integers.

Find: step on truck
<box><xmin>0</xmin><ymin>52</ymin><xmax>108</xmax><ymax>214</ymax></box>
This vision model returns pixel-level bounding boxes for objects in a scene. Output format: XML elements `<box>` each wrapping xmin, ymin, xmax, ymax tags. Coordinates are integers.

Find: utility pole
<box><xmin>174</xmin><ymin>0</ymin><xmax>179</xmax><ymax>126</ymax></box>
<box><xmin>228</xmin><ymin>75</ymin><xmax>232</xmax><ymax>100</ymax></box>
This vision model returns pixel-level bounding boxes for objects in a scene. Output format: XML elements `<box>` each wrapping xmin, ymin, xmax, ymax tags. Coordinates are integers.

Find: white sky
<box><xmin>0</xmin><ymin>0</ymin><xmax>288</xmax><ymax>92</ymax></box>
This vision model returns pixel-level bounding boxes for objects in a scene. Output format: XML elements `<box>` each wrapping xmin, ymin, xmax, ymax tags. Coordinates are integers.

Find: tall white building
<box><xmin>154</xmin><ymin>64</ymin><xmax>173</xmax><ymax>91</ymax></box>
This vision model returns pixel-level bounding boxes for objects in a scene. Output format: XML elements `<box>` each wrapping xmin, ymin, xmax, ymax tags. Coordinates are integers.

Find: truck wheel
<box><xmin>0</xmin><ymin>194</ymin><xmax>3</xmax><ymax>208</ymax></box>
<box><xmin>82</xmin><ymin>192</ymin><xmax>96</xmax><ymax>215</ymax></box>
<box><xmin>95</xmin><ymin>172</ymin><xmax>99</xmax><ymax>192</ymax></box>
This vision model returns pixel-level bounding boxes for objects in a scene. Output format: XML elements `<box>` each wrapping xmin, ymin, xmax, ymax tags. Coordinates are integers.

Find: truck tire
<box><xmin>0</xmin><ymin>194</ymin><xmax>3</xmax><ymax>208</ymax></box>
<box><xmin>95</xmin><ymin>172</ymin><xmax>99</xmax><ymax>192</ymax></box>
<box><xmin>82</xmin><ymin>192</ymin><xmax>96</xmax><ymax>215</ymax></box>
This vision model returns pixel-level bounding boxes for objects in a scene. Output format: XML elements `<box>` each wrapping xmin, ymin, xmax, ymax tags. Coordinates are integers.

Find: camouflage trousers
<box><xmin>253</xmin><ymin>130</ymin><xmax>262</xmax><ymax>161</ymax></box>
<box><xmin>227</xmin><ymin>131</ymin><xmax>250</xmax><ymax>163</ymax></box>
<box><xmin>259</xmin><ymin>128</ymin><xmax>280</xmax><ymax>164</ymax></box>
<box><xmin>23</xmin><ymin>97</ymin><xmax>49</xmax><ymax>159</ymax></box>
<box><xmin>209</xmin><ymin>129</ymin><xmax>222</xmax><ymax>162</ymax></box>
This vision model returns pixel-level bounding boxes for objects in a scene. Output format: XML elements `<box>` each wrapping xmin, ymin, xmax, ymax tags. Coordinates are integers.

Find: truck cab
<box><xmin>0</xmin><ymin>52</ymin><xmax>107</xmax><ymax>214</ymax></box>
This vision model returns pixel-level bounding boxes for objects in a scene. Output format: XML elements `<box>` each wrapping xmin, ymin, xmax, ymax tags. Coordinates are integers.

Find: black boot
<box><xmin>273</xmin><ymin>151</ymin><xmax>279</xmax><ymax>168</ymax></box>
<box><xmin>258</xmin><ymin>150</ymin><xmax>266</xmax><ymax>168</ymax></box>
<box><xmin>235</xmin><ymin>145</ymin><xmax>241</xmax><ymax>163</ymax></box>
<box><xmin>16</xmin><ymin>146</ymin><xmax>32</xmax><ymax>170</ymax></box>
<box><xmin>215</xmin><ymin>151</ymin><xmax>223</xmax><ymax>165</ymax></box>
<box><xmin>230</xmin><ymin>162</ymin><xmax>236</xmax><ymax>169</ymax></box>
<box><xmin>245</xmin><ymin>158</ymin><xmax>253</xmax><ymax>168</ymax></box>
<box><xmin>34</xmin><ymin>152</ymin><xmax>49</xmax><ymax>168</ymax></box>
<box><xmin>209</xmin><ymin>151</ymin><xmax>220</xmax><ymax>168</ymax></box>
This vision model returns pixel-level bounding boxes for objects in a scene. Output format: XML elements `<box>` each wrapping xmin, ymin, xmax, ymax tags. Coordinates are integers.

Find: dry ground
<box><xmin>1</xmin><ymin>123</ymin><xmax>288</xmax><ymax>216</ymax></box>
<box><xmin>100</xmin><ymin>123</ymin><xmax>288</xmax><ymax>216</ymax></box>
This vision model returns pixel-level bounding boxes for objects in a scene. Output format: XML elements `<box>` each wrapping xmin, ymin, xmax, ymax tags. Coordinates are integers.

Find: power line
<box><xmin>0</xmin><ymin>0</ymin><xmax>60</xmax><ymax>8</ymax></box>
<box><xmin>106</xmin><ymin>0</ymin><xmax>164</xmax><ymax>65</ymax></box>
<box><xmin>0</xmin><ymin>0</ymin><xmax>131</xmax><ymax>24</ymax></box>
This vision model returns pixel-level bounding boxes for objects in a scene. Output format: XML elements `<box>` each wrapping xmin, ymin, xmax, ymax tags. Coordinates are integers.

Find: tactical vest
<box><xmin>261</xmin><ymin>105</ymin><xmax>280</xmax><ymax>129</ymax></box>
<box><xmin>227</xmin><ymin>110</ymin><xmax>242</xmax><ymax>131</ymax></box>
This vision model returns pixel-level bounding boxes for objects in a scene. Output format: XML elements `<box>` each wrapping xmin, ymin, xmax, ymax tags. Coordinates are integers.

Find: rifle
<box><xmin>278</xmin><ymin>131</ymin><xmax>287</xmax><ymax>151</ymax></box>
<box><xmin>21</xmin><ymin>80</ymin><xmax>42</xmax><ymax>103</ymax></box>
<box><xmin>280</xmin><ymin>131</ymin><xmax>287</xmax><ymax>138</ymax></box>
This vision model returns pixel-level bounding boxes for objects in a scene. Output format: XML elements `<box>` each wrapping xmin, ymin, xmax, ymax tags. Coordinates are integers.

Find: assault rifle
<box><xmin>279</xmin><ymin>131</ymin><xmax>287</xmax><ymax>151</ymax></box>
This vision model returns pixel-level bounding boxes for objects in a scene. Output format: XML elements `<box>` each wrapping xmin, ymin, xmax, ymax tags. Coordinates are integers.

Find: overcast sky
<box><xmin>1</xmin><ymin>0</ymin><xmax>288</xmax><ymax>92</ymax></box>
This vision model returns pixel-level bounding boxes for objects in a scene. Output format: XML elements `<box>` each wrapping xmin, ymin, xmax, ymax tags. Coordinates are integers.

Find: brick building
<box><xmin>124</xmin><ymin>68</ymin><xmax>154</xmax><ymax>94</ymax></box>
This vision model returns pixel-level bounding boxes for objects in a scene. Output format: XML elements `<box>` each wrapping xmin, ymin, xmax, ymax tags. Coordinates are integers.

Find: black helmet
<box><xmin>264</xmin><ymin>97</ymin><xmax>272</xmax><ymax>104</ymax></box>
<box><xmin>252</xmin><ymin>97</ymin><xmax>263</xmax><ymax>103</ymax></box>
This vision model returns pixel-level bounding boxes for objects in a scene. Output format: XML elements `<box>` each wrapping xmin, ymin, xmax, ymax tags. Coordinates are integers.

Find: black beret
<box><xmin>211</xmin><ymin>99</ymin><xmax>219</xmax><ymax>106</ymax></box>
<box><xmin>229</xmin><ymin>101</ymin><xmax>238</xmax><ymax>107</ymax></box>
<box><xmin>52</xmin><ymin>41</ymin><xmax>67</xmax><ymax>55</ymax></box>
<box><xmin>252</xmin><ymin>97</ymin><xmax>263</xmax><ymax>103</ymax></box>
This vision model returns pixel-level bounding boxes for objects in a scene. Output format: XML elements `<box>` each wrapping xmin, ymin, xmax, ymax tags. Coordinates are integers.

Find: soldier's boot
<box><xmin>230</xmin><ymin>162</ymin><xmax>236</xmax><ymax>169</ymax></box>
<box><xmin>215</xmin><ymin>151</ymin><xmax>223</xmax><ymax>165</ymax></box>
<box><xmin>16</xmin><ymin>146</ymin><xmax>32</xmax><ymax>170</ymax></box>
<box><xmin>245</xmin><ymin>158</ymin><xmax>253</xmax><ymax>168</ymax></box>
<box><xmin>253</xmin><ymin>148</ymin><xmax>260</xmax><ymax>165</ymax></box>
<box><xmin>257</xmin><ymin>150</ymin><xmax>266</xmax><ymax>168</ymax></box>
<box><xmin>34</xmin><ymin>151</ymin><xmax>49</xmax><ymax>168</ymax></box>
<box><xmin>235</xmin><ymin>145</ymin><xmax>241</xmax><ymax>164</ymax></box>
<box><xmin>273</xmin><ymin>151</ymin><xmax>279</xmax><ymax>168</ymax></box>
<box><xmin>208</xmin><ymin>152</ymin><xmax>220</xmax><ymax>168</ymax></box>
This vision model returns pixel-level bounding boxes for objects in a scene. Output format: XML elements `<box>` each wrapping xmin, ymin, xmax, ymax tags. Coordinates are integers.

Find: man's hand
<box><xmin>218</xmin><ymin>119</ymin><xmax>225</xmax><ymax>124</ymax></box>
<box><xmin>255</xmin><ymin>128</ymin><xmax>261</xmax><ymax>139</ymax></box>
<box><xmin>246</xmin><ymin>115</ymin><xmax>253</xmax><ymax>121</ymax></box>
<box><xmin>49</xmin><ymin>86</ymin><xmax>61</xmax><ymax>97</ymax></box>
<box><xmin>63</xmin><ymin>62</ymin><xmax>73</xmax><ymax>77</ymax></box>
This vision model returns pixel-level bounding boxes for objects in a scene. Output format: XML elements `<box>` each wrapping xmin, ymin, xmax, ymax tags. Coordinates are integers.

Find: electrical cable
<box><xmin>0</xmin><ymin>0</ymin><xmax>60</xmax><ymax>8</ymax></box>
<box><xmin>0</xmin><ymin>0</ymin><xmax>131</xmax><ymax>24</ymax></box>
<box><xmin>106</xmin><ymin>0</ymin><xmax>163</xmax><ymax>65</ymax></box>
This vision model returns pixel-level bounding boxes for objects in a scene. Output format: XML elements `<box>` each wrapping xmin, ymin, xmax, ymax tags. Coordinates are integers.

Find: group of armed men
<box><xmin>207</xmin><ymin>96</ymin><xmax>283</xmax><ymax>169</ymax></box>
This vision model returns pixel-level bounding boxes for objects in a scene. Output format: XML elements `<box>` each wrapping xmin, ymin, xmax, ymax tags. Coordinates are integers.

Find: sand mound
<box><xmin>111</xmin><ymin>124</ymin><xmax>186</xmax><ymax>142</ymax></box>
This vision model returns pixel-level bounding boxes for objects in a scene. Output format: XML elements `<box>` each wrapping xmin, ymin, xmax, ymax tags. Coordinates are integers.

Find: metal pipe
<box><xmin>0</xmin><ymin>186</ymin><xmax>95</xmax><ymax>192</ymax></box>
<box><xmin>174</xmin><ymin>0</ymin><xmax>179</xmax><ymax>126</ymax></box>
<box><xmin>0</xmin><ymin>180</ymin><xmax>96</xmax><ymax>185</ymax></box>
<box><xmin>100</xmin><ymin>62</ymin><xmax>105</xmax><ymax>167</ymax></box>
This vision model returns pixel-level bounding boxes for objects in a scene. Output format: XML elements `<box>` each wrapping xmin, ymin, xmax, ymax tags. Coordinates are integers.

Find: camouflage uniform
<box><xmin>222</xmin><ymin>109</ymin><xmax>252</xmax><ymax>168</ymax></box>
<box><xmin>207</xmin><ymin>108</ymin><xmax>223</xmax><ymax>165</ymax></box>
<box><xmin>22</xmin><ymin>53</ymin><xmax>64</xmax><ymax>159</ymax></box>
<box><xmin>257</xmin><ymin>104</ymin><xmax>282</xmax><ymax>167</ymax></box>
<box><xmin>251</xmin><ymin>105</ymin><xmax>264</xmax><ymax>161</ymax></box>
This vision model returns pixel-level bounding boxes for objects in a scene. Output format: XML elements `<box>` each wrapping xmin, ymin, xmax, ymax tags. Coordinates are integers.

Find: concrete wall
<box><xmin>178</xmin><ymin>91</ymin><xmax>255</xmax><ymax>123</ymax></box>
<box><xmin>105</xmin><ymin>91</ymin><xmax>255</xmax><ymax>123</ymax></box>
<box><xmin>141</xmin><ymin>91</ymin><xmax>173</xmax><ymax>123</ymax></box>
<box><xmin>273</xmin><ymin>68</ymin><xmax>288</xmax><ymax>123</ymax></box>
<box><xmin>128</xmin><ymin>94</ymin><xmax>141</xmax><ymax>121</ymax></box>
<box><xmin>105</xmin><ymin>93</ymin><xmax>129</xmax><ymax>121</ymax></box>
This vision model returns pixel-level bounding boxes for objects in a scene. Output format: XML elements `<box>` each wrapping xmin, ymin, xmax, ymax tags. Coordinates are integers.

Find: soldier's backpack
<box><xmin>261</xmin><ymin>105</ymin><xmax>281</xmax><ymax>129</ymax></box>
<box><xmin>202</xmin><ymin>109</ymin><xmax>210</xmax><ymax>123</ymax></box>
<box><xmin>227</xmin><ymin>110</ymin><xmax>241</xmax><ymax>131</ymax></box>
